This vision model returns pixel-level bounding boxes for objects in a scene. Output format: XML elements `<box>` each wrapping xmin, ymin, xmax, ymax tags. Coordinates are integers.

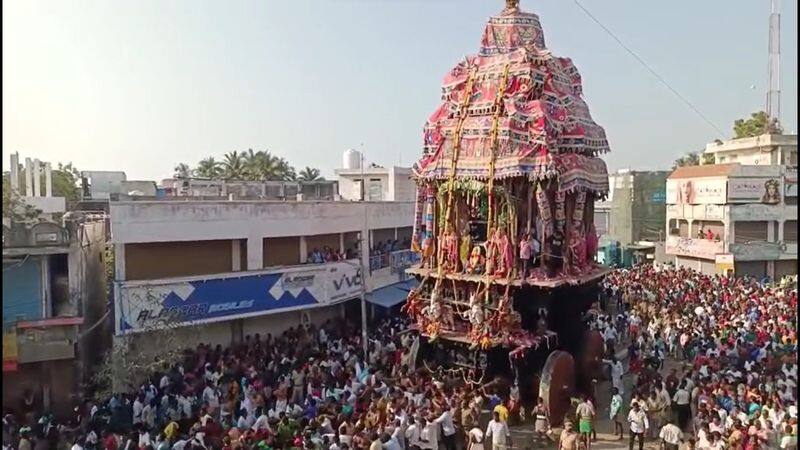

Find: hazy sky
<box><xmin>3</xmin><ymin>0</ymin><xmax>797</xmax><ymax>181</ymax></box>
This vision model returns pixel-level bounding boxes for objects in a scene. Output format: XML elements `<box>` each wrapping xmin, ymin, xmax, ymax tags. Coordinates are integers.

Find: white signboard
<box><xmin>667</xmin><ymin>178</ymin><xmax>727</xmax><ymax>205</ymax></box>
<box><xmin>728</xmin><ymin>178</ymin><xmax>782</xmax><ymax>202</ymax></box>
<box><xmin>665</xmin><ymin>236</ymin><xmax>724</xmax><ymax>260</ymax></box>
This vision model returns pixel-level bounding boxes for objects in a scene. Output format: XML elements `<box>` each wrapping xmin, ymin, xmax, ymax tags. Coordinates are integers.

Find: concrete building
<box><xmin>703</xmin><ymin>134</ymin><xmax>797</xmax><ymax>166</ymax></box>
<box><xmin>594</xmin><ymin>170</ymin><xmax>669</xmax><ymax>265</ymax></box>
<box><xmin>81</xmin><ymin>171</ymin><xmax>157</xmax><ymax>199</ymax></box>
<box><xmin>3</xmin><ymin>155</ymin><xmax>109</xmax><ymax>417</ymax></box>
<box><xmin>335</xmin><ymin>166</ymin><xmax>415</xmax><ymax>202</ymax></box>
<box><xmin>666</xmin><ymin>138</ymin><xmax>797</xmax><ymax>278</ymax></box>
<box><xmin>159</xmin><ymin>178</ymin><xmax>339</xmax><ymax>201</ymax></box>
<box><xmin>110</xmin><ymin>198</ymin><xmax>416</xmax><ymax>352</ymax></box>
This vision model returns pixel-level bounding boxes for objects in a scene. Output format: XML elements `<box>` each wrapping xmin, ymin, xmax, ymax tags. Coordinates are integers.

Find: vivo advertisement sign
<box><xmin>115</xmin><ymin>261</ymin><xmax>362</xmax><ymax>335</ymax></box>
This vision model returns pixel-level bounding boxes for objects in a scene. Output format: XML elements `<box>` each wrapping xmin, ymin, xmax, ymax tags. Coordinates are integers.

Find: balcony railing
<box><xmin>369</xmin><ymin>249</ymin><xmax>419</xmax><ymax>272</ymax></box>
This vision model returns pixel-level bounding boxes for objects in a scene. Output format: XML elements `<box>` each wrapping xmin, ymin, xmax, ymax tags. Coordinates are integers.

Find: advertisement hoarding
<box><xmin>666</xmin><ymin>178</ymin><xmax>727</xmax><ymax>205</ymax></box>
<box><xmin>115</xmin><ymin>261</ymin><xmax>362</xmax><ymax>335</ymax></box>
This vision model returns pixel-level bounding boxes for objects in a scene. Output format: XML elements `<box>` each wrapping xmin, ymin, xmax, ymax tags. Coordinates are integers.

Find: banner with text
<box><xmin>666</xmin><ymin>178</ymin><xmax>727</xmax><ymax>205</ymax></box>
<box><xmin>115</xmin><ymin>261</ymin><xmax>362</xmax><ymax>334</ymax></box>
<box><xmin>666</xmin><ymin>236</ymin><xmax>724</xmax><ymax>260</ymax></box>
<box><xmin>728</xmin><ymin>178</ymin><xmax>781</xmax><ymax>202</ymax></box>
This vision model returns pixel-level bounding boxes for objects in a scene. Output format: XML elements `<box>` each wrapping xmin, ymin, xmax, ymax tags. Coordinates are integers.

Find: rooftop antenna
<box><xmin>766</xmin><ymin>0</ymin><xmax>780</xmax><ymax>131</ymax></box>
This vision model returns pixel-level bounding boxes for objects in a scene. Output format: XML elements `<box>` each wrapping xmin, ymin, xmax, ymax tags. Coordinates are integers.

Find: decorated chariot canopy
<box><xmin>414</xmin><ymin>0</ymin><xmax>609</xmax><ymax>194</ymax></box>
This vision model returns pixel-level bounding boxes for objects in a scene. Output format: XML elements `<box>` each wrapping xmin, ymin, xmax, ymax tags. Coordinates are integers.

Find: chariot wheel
<box><xmin>539</xmin><ymin>350</ymin><xmax>575</xmax><ymax>427</ymax></box>
<box><xmin>579</xmin><ymin>329</ymin><xmax>605</xmax><ymax>384</ymax></box>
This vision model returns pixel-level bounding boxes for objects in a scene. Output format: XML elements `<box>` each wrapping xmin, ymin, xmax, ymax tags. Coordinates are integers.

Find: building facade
<box><xmin>665</xmin><ymin>161</ymin><xmax>797</xmax><ymax>278</ymax></box>
<box><xmin>334</xmin><ymin>166</ymin><xmax>415</xmax><ymax>202</ymax></box>
<box><xmin>3</xmin><ymin>156</ymin><xmax>109</xmax><ymax>417</ymax></box>
<box><xmin>110</xmin><ymin>198</ymin><xmax>416</xmax><ymax>353</ymax></box>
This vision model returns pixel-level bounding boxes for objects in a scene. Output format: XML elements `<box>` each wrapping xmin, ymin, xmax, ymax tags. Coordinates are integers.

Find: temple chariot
<box><xmin>403</xmin><ymin>0</ymin><xmax>611</xmax><ymax>424</ymax></box>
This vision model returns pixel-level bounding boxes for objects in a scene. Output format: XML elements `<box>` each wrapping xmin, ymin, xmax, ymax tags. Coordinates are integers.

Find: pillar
<box><xmin>339</xmin><ymin>233</ymin><xmax>345</xmax><ymax>254</ymax></box>
<box><xmin>10</xmin><ymin>152</ymin><xmax>19</xmax><ymax>191</ymax></box>
<box><xmin>231</xmin><ymin>240</ymin><xmax>242</xmax><ymax>271</ymax></box>
<box><xmin>778</xmin><ymin>220</ymin><xmax>784</xmax><ymax>242</ymax></box>
<box><xmin>247</xmin><ymin>236</ymin><xmax>263</xmax><ymax>270</ymax></box>
<box><xmin>299</xmin><ymin>236</ymin><xmax>308</xmax><ymax>263</ymax></box>
<box><xmin>114</xmin><ymin>244</ymin><xmax>127</xmax><ymax>281</ymax></box>
<box><xmin>32</xmin><ymin>159</ymin><xmax>41</xmax><ymax>197</ymax></box>
<box><xmin>44</xmin><ymin>163</ymin><xmax>53</xmax><ymax>197</ymax></box>
<box><xmin>25</xmin><ymin>157</ymin><xmax>34</xmax><ymax>196</ymax></box>
<box><xmin>768</xmin><ymin>221</ymin><xmax>777</xmax><ymax>243</ymax></box>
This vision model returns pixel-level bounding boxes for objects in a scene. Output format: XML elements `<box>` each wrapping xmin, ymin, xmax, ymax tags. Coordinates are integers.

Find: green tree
<box><xmin>733</xmin><ymin>111</ymin><xmax>783</xmax><ymax>138</ymax></box>
<box><xmin>173</xmin><ymin>163</ymin><xmax>192</xmax><ymax>178</ymax></box>
<box><xmin>2</xmin><ymin>173</ymin><xmax>41</xmax><ymax>223</ymax></box>
<box><xmin>221</xmin><ymin>151</ymin><xmax>247</xmax><ymax>180</ymax></box>
<box><xmin>297</xmin><ymin>167</ymin><xmax>323</xmax><ymax>181</ymax></box>
<box><xmin>194</xmin><ymin>157</ymin><xmax>222</xmax><ymax>179</ymax></box>
<box><xmin>672</xmin><ymin>151</ymin><xmax>714</xmax><ymax>169</ymax></box>
<box><xmin>241</xmin><ymin>149</ymin><xmax>296</xmax><ymax>181</ymax></box>
<box><xmin>52</xmin><ymin>162</ymin><xmax>81</xmax><ymax>202</ymax></box>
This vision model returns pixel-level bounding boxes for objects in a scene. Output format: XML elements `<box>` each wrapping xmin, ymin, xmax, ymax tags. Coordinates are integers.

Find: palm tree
<box><xmin>298</xmin><ymin>167</ymin><xmax>323</xmax><ymax>181</ymax></box>
<box><xmin>242</xmin><ymin>149</ymin><xmax>297</xmax><ymax>181</ymax></box>
<box><xmin>194</xmin><ymin>157</ymin><xmax>222</xmax><ymax>179</ymax></box>
<box><xmin>173</xmin><ymin>163</ymin><xmax>191</xmax><ymax>178</ymax></box>
<box><xmin>221</xmin><ymin>151</ymin><xmax>247</xmax><ymax>180</ymax></box>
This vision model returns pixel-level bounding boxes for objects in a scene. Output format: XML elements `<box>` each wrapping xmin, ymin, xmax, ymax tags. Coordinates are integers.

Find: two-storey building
<box><xmin>665</xmin><ymin>158</ymin><xmax>797</xmax><ymax>278</ymax></box>
<box><xmin>110</xmin><ymin>197</ymin><xmax>416</xmax><ymax>352</ymax></box>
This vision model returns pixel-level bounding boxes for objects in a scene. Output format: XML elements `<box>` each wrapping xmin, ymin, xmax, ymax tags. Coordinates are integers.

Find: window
<box><xmin>734</xmin><ymin>221</ymin><xmax>768</xmax><ymax>243</ymax></box>
<box><xmin>368</xmin><ymin>179</ymin><xmax>383</xmax><ymax>201</ymax></box>
<box><xmin>785</xmin><ymin>221</ymin><xmax>798</xmax><ymax>243</ymax></box>
<box><xmin>668</xmin><ymin>219</ymin><xmax>680</xmax><ymax>236</ymax></box>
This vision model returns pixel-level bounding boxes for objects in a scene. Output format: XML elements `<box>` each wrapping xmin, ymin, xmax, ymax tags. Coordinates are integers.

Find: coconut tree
<box><xmin>221</xmin><ymin>151</ymin><xmax>247</xmax><ymax>180</ymax></box>
<box><xmin>298</xmin><ymin>167</ymin><xmax>323</xmax><ymax>181</ymax></box>
<box><xmin>194</xmin><ymin>157</ymin><xmax>222</xmax><ymax>179</ymax></box>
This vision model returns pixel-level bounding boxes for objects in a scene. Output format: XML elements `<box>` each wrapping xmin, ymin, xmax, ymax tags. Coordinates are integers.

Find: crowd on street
<box><xmin>589</xmin><ymin>265</ymin><xmax>797</xmax><ymax>450</ymax></box>
<box><xmin>3</xmin><ymin>263</ymin><xmax>797</xmax><ymax>450</ymax></box>
<box><xmin>3</xmin><ymin>315</ymin><xmax>515</xmax><ymax>450</ymax></box>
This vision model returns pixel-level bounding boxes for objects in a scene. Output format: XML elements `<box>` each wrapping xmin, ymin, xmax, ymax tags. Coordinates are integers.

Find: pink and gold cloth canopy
<box><xmin>415</xmin><ymin>3</ymin><xmax>610</xmax><ymax>194</ymax></box>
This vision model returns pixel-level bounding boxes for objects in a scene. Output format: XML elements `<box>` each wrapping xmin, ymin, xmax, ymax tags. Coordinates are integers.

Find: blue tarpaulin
<box><xmin>366</xmin><ymin>279</ymin><xmax>419</xmax><ymax>308</ymax></box>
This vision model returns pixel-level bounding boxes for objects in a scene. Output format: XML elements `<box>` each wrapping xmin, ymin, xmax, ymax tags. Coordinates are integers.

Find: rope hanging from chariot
<box><xmin>483</xmin><ymin>63</ymin><xmax>511</xmax><ymax>297</ymax></box>
<box><xmin>437</xmin><ymin>68</ymin><xmax>478</xmax><ymax>278</ymax></box>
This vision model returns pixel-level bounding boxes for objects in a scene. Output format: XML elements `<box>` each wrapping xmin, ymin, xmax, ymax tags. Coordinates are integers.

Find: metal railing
<box><xmin>369</xmin><ymin>249</ymin><xmax>419</xmax><ymax>272</ymax></box>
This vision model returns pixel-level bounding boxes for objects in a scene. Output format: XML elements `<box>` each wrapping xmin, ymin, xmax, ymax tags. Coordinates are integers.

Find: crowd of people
<box><xmin>2</xmin><ymin>315</ymin><xmax>518</xmax><ymax>450</ymax></box>
<box><xmin>592</xmin><ymin>265</ymin><xmax>797</xmax><ymax>450</ymax></box>
<box><xmin>306</xmin><ymin>247</ymin><xmax>351</xmax><ymax>264</ymax></box>
<box><xmin>3</xmin><ymin>263</ymin><xmax>797</xmax><ymax>450</ymax></box>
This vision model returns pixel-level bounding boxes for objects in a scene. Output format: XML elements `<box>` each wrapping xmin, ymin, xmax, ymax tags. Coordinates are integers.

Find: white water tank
<box><xmin>343</xmin><ymin>149</ymin><xmax>362</xmax><ymax>170</ymax></box>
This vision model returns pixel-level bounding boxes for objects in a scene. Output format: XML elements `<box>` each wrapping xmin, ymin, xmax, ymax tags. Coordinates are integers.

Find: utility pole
<box><xmin>766</xmin><ymin>0</ymin><xmax>781</xmax><ymax>129</ymax></box>
<box><xmin>359</xmin><ymin>150</ymin><xmax>369</xmax><ymax>360</ymax></box>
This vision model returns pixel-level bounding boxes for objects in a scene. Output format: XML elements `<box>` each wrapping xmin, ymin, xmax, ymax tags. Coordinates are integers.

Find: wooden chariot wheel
<box><xmin>538</xmin><ymin>350</ymin><xmax>575</xmax><ymax>427</ymax></box>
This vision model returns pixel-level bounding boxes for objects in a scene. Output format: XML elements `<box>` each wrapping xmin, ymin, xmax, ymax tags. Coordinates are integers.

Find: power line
<box><xmin>572</xmin><ymin>0</ymin><xmax>726</xmax><ymax>137</ymax></box>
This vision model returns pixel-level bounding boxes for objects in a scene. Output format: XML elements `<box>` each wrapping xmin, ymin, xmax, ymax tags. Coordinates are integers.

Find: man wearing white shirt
<box><xmin>485</xmin><ymin>411</ymin><xmax>511</xmax><ymax>450</ymax></box>
<box><xmin>252</xmin><ymin>408</ymin><xmax>271</xmax><ymax>432</ymax></box>
<box><xmin>419</xmin><ymin>417</ymin><xmax>439</xmax><ymax>450</ymax></box>
<box><xmin>405</xmin><ymin>416</ymin><xmax>422</xmax><ymax>450</ymax></box>
<box><xmin>434</xmin><ymin>406</ymin><xmax>457</xmax><ymax>450</ymax></box>
<box><xmin>659</xmin><ymin>418</ymin><xmax>683</xmax><ymax>450</ymax></box>
<box><xmin>627</xmin><ymin>402</ymin><xmax>649</xmax><ymax>450</ymax></box>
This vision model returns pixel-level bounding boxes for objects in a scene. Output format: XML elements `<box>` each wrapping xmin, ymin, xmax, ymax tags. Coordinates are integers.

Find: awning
<box><xmin>367</xmin><ymin>279</ymin><xmax>419</xmax><ymax>308</ymax></box>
